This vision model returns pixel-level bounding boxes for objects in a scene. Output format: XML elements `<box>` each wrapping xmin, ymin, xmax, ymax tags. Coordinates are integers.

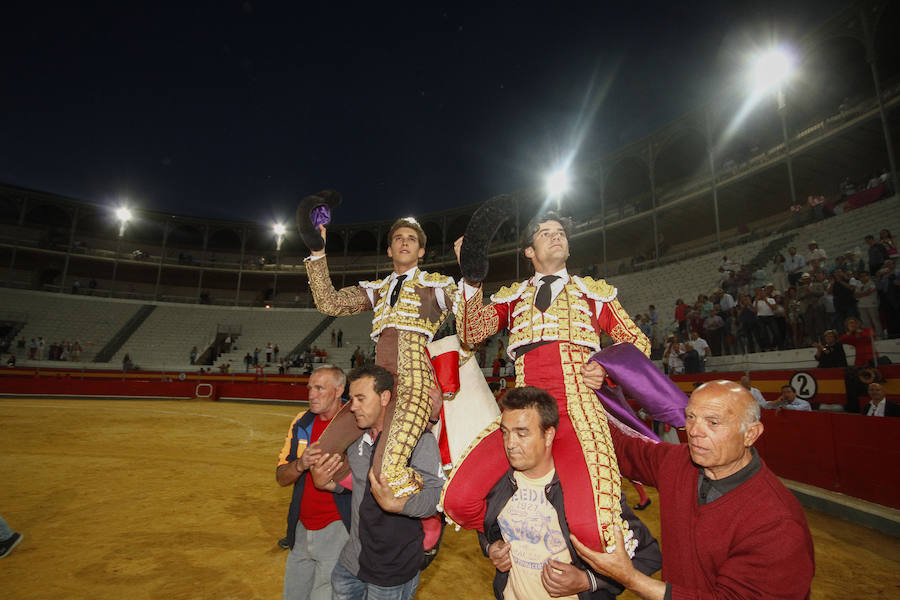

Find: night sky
<box><xmin>1</xmin><ymin>1</ymin><xmax>850</xmax><ymax>225</ymax></box>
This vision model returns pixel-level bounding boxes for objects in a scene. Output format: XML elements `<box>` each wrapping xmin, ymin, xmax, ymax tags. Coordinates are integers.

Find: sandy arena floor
<box><xmin>1</xmin><ymin>398</ymin><xmax>898</xmax><ymax>599</ymax></box>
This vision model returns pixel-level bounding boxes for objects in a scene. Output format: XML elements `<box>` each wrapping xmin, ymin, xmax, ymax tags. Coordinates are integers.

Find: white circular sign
<box><xmin>789</xmin><ymin>371</ymin><xmax>817</xmax><ymax>400</ymax></box>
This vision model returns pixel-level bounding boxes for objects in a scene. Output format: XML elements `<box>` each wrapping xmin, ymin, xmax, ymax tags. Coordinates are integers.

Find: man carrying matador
<box><xmin>443</xmin><ymin>200</ymin><xmax>687</xmax><ymax>553</ymax></box>
<box><xmin>298</xmin><ymin>191</ymin><xmax>458</xmax><ymax>498</ymax></box>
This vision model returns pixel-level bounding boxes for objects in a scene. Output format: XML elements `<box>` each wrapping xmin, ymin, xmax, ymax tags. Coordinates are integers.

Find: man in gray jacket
<box><xmin>310</xmin><ymin>364</ymin><xmax>443</xmax><ymax>600</ymax></box>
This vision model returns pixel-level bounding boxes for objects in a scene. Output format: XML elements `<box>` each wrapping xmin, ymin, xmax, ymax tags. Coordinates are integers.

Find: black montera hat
<box><xmin>460</xmin><ymin>195</ymin><xmax>515</xmax><ymax>284</ymax></box>
<box><xmin>296</xmin><ymin>190</ymin><xmax>342</xmax><ymax>252</ymax></box>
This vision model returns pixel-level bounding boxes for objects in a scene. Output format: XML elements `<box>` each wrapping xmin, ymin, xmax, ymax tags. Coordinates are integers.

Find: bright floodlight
<box><xmin>546</xmin><ymin>169</ymin><xmax>570</xmax><ymax>196</ymax></box>
<box><xmin>750</xmin><ymin>48</ymin><xmax>794</xmax><ymax>94</ymax></box>
<box><xmin>116</xmin><ymin>206</ymin><xmax>132</xmax><ymax>223</ymax></box>
<box><xmin>273</xmin><ymin>223</ymin><xmax>286</xmax><ymax>236</ymax></box>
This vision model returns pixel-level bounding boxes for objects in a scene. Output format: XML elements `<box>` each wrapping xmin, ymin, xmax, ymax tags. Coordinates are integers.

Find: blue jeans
<box><xmin>283</xmin><ymin>519</ymin><xmax>349</xmax><ymax>600</ymax></box>
<box><xmin>331</xmin><ymin>560</ymin><xmax>420</xmax><ymax>600</ymax></box>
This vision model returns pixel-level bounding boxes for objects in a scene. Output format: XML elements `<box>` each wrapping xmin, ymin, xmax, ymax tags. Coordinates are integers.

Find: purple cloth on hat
<box><xmin>311</xmin><ymin>205</ymin><xmax>332</xmax><ymax>229</ymax></box>
<box><xmin>588</xmin><ymin>343</ymin><xmax>688</xmax><ymax>442</ymax></box>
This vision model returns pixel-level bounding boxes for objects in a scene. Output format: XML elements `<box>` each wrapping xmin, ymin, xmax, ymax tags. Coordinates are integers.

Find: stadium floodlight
<box><xmin>273</xmin><ymin>222</ymin><xmax>286</xmax><ymax>251</ymax></box>
<box><xmin>747</xmin><ymin>45</ymin><xmax>798</xmax><ymax>207</ymax></box>
<box><xmin>116</xmin><ymin>206</ymin><xmax>132</xmax><ymax>237</ymax></box>
<box><xmin>750</xmin><ymin>47</ymin><xmax>795</xmax><ymax>106</ymax></box>
<box><xmin>546</xmin><ymin>169</ymin><xmax>569</xmax><ymax>197</ymax></box>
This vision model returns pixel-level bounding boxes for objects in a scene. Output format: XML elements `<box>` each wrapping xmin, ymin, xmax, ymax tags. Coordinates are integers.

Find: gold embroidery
<box><xmin>306</xmin><ymin>257</ymin><xmax>371</xmax><ymax>316</ymax></box>
<box><xmin>507</xmin><ymin>282</ymin><xmax>601</xmax><ymax>356</ymax></box>
<box><xmin>455</xmin><ymin>285</ymin><xmax>501</xmax><ymax>345</ymax></box>
<box><xmin>380</xmin><ymin>330</ymin><xmax>434</xmax><ymax>497</ymax></box>
<box><xmin>368</xmin><ymin>270</ymin><xmax>453</xmax><ymax>342</ymax></box>
<box><xmin>607</xmin><ymin>298</ymin><xmax>651</xmax><ymax>357</ymax></box>
<box><xmin>558</xmin><ymin>343</ymin><xmax>626</xmax><ymax>551</ymax></box>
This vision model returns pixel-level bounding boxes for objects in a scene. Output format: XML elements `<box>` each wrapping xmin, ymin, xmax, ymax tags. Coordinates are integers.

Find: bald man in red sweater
<box><xmin>571</xmin><ymin>380</ymin><xmax>814</xmax><ymax>600</ymax></box>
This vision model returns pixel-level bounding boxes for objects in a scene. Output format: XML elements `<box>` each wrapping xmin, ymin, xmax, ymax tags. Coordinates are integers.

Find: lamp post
<box><xmin>110</xmin><ymin>206</ymin><xmax>131</xmax><ymax>295</ymax></box>
<box><xmin>272</xmin><ymin>222</ymin><xmax>286</xmax><ymax>302</ymax></box>
<box><xmin>751</xmin><ymin>47</ymin><xmax>797</xmax><ymax>207</ymax></box>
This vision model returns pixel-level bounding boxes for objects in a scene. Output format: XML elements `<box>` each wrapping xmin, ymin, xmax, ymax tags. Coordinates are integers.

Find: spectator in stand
<box><xmin>772</xmin><ymin>291</ymin><xmax>788</xmax><ymax>349</ymax></box>
<box><xmin>688</xmin><ymin>330</ymin><xmax>710</xmax><ymax>372</ymax></box>
<box><xmin>648</xmin><ymin>305</ymin><xmax>659</xmax><ymax>347</ymax></box>
<box><xmin>266</xmin><ymin>342</ymin><xmax>273</xmax><ymax>364</ymax></box>
<box><xmin>740</xmin><ymin>375</ymin><xmax>767</xmax><ymax>408</ymax></box>
<box><xmin>855</xmin><ymin>271</ymin><xmax>880</xmax><ymax>337</ymax></box>
<box><xmin>190</xmin><ymin>346</ymin><xmax>198</xmax><ymax>365</ymax></box>
<box><xmin>274</xmin><ymin>344</ymin><xmax>280</xmax><ymax>364</ymax></box>
<box><xmin>737</xmin><ymin>295</ymin><xmax>759</xmax><ymax>354</ymax></box>
<box><xmin>799</xmin><ymin>273</ymin><xmax>825</xmax><ymax>344</ymax></box>
<box><xmin>772</xmin><ymin>254</ymin><xmax>788</xmax><ymax>293</ymax></box>
<box><xmin>663</xmin><ymin>335</ymin><xmax>684</xmax><ymax>375</ymax></box>
<box><xmin>813</xmin><ymin>330</ymin><xmax>847</xmax><ymax>368</ymax></box>
<box><xmin>785</xmin><ymin>247</ymin><xmax>806</xmax><ymax>286</ymax></box>
<box><xmin>703</xmin><ymin>306</ymin><xmax>725</xmax><ymax>356</ymax></box>
<box><xmin>866</xmin><ymin>235</ymin><xmax>889</xmax><ymax>275</ymax></box>
<box><xmin>750</xmin><ymin>264</ymin><xmax>768</xmax><ymax>292</ymax></box>
<box><xmin>822</xmin><ymin>274</ymin><xmax>838</xmax><ymax>332</ymax></box>
<box><xmin>863</xmin><ymin>382</ymin><xmax>897</xmax><ymax>417</ymax></box>
<box><xmin>880</xmin><ymin>229</ymin><xmax>898</xmax><ymax>258</ymax></box>
<box><xmin>253</xmin><ymin>347</ymin><xmax>260</xmax><ymax>367</ymax></box>
<box><xmin>638</xmin><ymin>314</ymin><xmax>653</xmax><ymax>344</ymax></box>
<box><xmin>734</xmin><ymin>265</ymin><xmax>752</xmax><ymax>296</ymax></box>
<box><xmin>840</xmin><ymin>317</ymin><xmax>875</xmax><ymax>367</ymax></box>
<box><xmin>674</xmin><ymin>299</ymin><xmax>689</xmax><ymax>337</ymax></box>
<box><xmin>832</xmin><ymin>267</ymin><xmax>859</xmax><ymax>331</ymax></box>
<box><xmin>785</xmin><ymin>287</ymin><xmax>804</xmax><ymax>349</ymax></box>
<box><xmin>751</xmin><ymin>288</ymin><xmax>777</xmax><ymax>351</ymax></box>
<box><xmin>244</xmin><ymin>352</ymin><xmax>253</xmax><ymax>371</ymax></box>
<box><xmin>807</xmin><ymin>240</ymin><xmax>828</xmax><ymax>267</ymax></box>
<box><xmin>766</xmin><ymin>385</ymin><xmax>812</xmax><ymax>411</ymax></box>
<box><xmin>875</xmin><ymin>259</ymin><xmax>900</xmax><ymax>338</ymax></box>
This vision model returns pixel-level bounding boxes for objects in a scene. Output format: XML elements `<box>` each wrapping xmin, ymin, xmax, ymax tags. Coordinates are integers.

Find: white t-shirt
<box><xmin>498</xmin><ymin>469</ymin><xmax>577</xmax><ymax>600</ymax></box>
<box><xmin>754</xmin><ymin>297</ymin><xmax>776</xmax><ymax>317</ymax></box>
<box><xmin>689</xmin><ymin>337</ymin><xmax>710</xmax><ymax>358</ymax></box>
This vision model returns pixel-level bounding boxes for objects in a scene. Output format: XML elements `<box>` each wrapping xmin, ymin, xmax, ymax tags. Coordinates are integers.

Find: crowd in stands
<box><xmin>627</xmin><ymin>229</ymin><xmax>899</xmax><ymax>374</ymax></box>
<box><xmin>10</xmin><ymin>337</ymin><xmax>85</xmax><ymax>362</ymax></box>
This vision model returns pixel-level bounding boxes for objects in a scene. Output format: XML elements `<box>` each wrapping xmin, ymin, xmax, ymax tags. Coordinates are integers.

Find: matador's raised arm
<box><xmin>305</xmin><ymin>256</ymin><xmax>371</xmax><ymax>317</ymax></box>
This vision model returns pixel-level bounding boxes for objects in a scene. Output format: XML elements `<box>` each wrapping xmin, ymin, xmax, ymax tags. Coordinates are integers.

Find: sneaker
<box><xmin>277</xmin><ymin>537</ymin><xmax>290</xmax><ymax>550</ymax></box>
<box><xmin>0</xmin><ymin>532</ymin><xmax>23</xmax><ymax>558</ymax></box>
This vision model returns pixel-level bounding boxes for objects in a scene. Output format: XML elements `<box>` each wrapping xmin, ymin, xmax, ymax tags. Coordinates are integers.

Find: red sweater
<box><xmin>611</xmin><ymin>427</ymin><xmax>814</xmax><ymax>599</ymax></box>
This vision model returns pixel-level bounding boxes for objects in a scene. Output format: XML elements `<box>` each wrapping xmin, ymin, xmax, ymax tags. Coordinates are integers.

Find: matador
<box><xmin>442</xmin><ymin>210</ymin><xmax>653</xmax><ymax>552</ymax></box>
<box><xmin>304</xmin><ymin>213</ymin><xmax>457</xmax><ymax>497</ymax></box>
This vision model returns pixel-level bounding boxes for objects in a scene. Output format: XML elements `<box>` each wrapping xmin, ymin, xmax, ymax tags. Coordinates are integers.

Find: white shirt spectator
<box><xmin>754</xmin><ymin>297</ymin><xmax>776</xmax><ymax>317</ymax></box>
<box><xmin>866</xmin><ymin>399</ymin><xmax>886</xmax><ymax>417</ymax></box>
<box><xmin>785</xmin><ymin>253</ymin><xmax>805</xmax><ymax>274</ymax></box>
<box><xmin>719</xmin><ymin>293</ymin><xmax>736</xmax><ymax>312</ymax></box>
<box><xmin>749</xmin><ymin>387</ymin><xmax>767</xmax><ymax>408</ymax></box>
<box><xmin>689</xmin><ymin>336</ymin><xmax>710</xmax><ymax>359</ymax></box>
<box><xmin>780</xmin><ymin>398</ymin><xmax>812</xmax><ymax>411</ymax></box>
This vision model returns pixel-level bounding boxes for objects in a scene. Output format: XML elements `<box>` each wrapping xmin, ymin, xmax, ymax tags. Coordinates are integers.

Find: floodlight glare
<box><xmin>546</xmin><ymin>169</ymin><xmax>570</xmax><ymax>196</ymax></box>
<box><xmin>116</xmin><ymin>206</ymin><xmax>132</xmax><ymax>223</ymax></box>
<box><xmin>750</xmin><ymin>48</ymin><xmax>794</xmax><ymax>94</ymax></box>
<box><xmin>273</xmin><ymin>223</ymin><xmax>286</xmax><ymax>236</ymax></box>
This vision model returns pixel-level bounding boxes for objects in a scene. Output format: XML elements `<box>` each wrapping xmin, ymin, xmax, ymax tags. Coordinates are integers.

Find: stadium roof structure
<box><xmin>0</xmin><ymin>0</ymin><xmax>897</xmax><ymax>305</ymax></box>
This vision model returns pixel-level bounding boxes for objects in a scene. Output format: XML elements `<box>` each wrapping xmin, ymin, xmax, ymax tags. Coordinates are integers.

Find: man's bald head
<box><xmin>693</xmin><ymin>380</ymin><xmax>759</xmax><ymax>432</ymax></box>
<box><xmin>686</xmin><ymin>380</ymin><xmax>764</xmax><ymax>480</ymax></box>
